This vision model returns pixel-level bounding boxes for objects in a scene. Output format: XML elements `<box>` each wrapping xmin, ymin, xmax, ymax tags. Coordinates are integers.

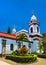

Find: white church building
<box><xmin>0</xmin><ymin>14</ymin><xmax>42</xmax><ymax>56</ymax></box>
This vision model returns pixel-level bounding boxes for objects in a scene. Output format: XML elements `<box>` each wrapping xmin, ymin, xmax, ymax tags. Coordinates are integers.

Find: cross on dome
<box><xmin>31</xmin><ymin>10</ymin><xmax>37</xmax><ymax>21</ymax></box>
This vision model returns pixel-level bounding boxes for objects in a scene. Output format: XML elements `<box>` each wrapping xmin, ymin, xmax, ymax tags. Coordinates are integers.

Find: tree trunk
<box><xmin>44</xmin><ymin>50</ymin><xmax>46</xmax><ymax>54</ymax></box>
<box><xmin>22</xmin><ymin>42</ymin><xmax>23</xmax><ymax>47</ymax></box>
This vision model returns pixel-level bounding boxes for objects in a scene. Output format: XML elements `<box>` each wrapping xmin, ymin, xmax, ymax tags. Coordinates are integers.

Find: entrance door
<box><xmin>2</xmin><ymin>39</ymin><xmax>6</xmax><ymax>57</ymax></box>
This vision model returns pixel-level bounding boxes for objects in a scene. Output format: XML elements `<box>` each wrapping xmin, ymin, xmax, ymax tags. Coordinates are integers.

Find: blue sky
<box><xmin>0</xmin><ymin>0</ymin><xmax>46</xmax><ymax>34</ymax></box>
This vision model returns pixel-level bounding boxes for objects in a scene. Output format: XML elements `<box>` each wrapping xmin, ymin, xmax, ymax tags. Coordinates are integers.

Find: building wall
<box><xmin>0</xmin><ymin>36</ymin><xmax>42</xmax><ymax>54</ymax></box>
<box><xmin>6</xmin><ymin>38</ymin><xmax>18</xmax><ymax>54</ymax></box>
<box><xmin>23</xmin><ymin>42</ymin><xmax>29</xmax><ymax>48</ymax></box>
<box><xmin>0</xmin><ymin>37</ymin><xmax>18</xmax><ymax>54</ymax></box>
<box><xmin>0</xmin><ymin>37</ymin><xmax>29</xmax><ymax>54</ymax></box>
<box><xmin>30</xmin><ymin>37</ymin><xmax>40</xmax><ymax>53</ymax></box>
<box><xmin>31</xmin><ymin>40</ymin><xmax>38</xmax><ymax>53</ymax></box>
<box><xmin>0</xmin><ymin>38</ymin><xmax>2</xmax><ymax>54</ymax></box>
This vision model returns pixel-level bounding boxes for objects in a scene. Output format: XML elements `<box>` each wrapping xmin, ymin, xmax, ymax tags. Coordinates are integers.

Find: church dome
<box><xmin>12</xmin><ymin>27</ymin><xmax>16</xmax><ymax>34</ymax></box>
<box><xmin>31</xmin><ymin>15</ymin><xmax>37</xmax><ymax>21</ymax></box>
<box><xmin>12</xmin><ymin>28</ymin><xmax>16</xmax><ymax>32</ymax></box>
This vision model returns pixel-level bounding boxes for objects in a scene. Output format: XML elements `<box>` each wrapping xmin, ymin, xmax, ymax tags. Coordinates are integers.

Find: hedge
<box><xmin>6</xmin><ymin>54</ymin><xmax>37</xmax><ymax>63</ymax></box>
<box><xmin>37</xmin><ymin>54</ymin><xmax>46</xmax><ymax>58</ymax></box>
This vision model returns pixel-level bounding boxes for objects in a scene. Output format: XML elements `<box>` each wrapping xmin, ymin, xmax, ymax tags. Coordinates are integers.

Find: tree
<box><xmin>7</xmin><ymin>26</ymin><xmax>11</xmax><ymax>34</ymax></box>
<box><xmin>42</xmin><ymin>33</ymin><xmax>46</xmax><ymax>54</ymax></box>
<box><xmin>38</xmin><ymin>39</ymin><xmax>43</xmax><ymax>53</ymax></box>
<box><xmin>37</xmin><ymin>33</ymin><xmax>46</xmax><ymax>54</ymax></box>
<box><xmin>17</xmin><ymin>33</ymin><xmax>28</xmax><ymax>41</ymax></box>
<box><xmin>16</xmin><ymin>33</ymin><xmax>28</xmax><ymax>49</ymax></box>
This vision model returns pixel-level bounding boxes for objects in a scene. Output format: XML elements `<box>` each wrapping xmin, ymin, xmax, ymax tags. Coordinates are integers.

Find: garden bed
<box><xmin>6</xmin><ymin>54</ymin><xmax>37</xmax><ymax>63</ymax></box>
<box><xmin>37</xmin><ymin>54</ymin><xmax>46</xmax><ymax>58</ymax></box>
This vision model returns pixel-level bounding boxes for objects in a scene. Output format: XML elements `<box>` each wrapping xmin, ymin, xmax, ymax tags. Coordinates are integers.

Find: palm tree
<box><xmin>16</xmin><ymin>33</ymin><xmax>28</xmax><ymax>49</ymax></box>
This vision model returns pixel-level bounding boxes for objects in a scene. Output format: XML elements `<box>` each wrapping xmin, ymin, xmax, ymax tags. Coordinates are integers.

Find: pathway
<box><xmin>0</xmin><ymin>60</ymin><xmax>11</xmax><ymax>65</ymax></box>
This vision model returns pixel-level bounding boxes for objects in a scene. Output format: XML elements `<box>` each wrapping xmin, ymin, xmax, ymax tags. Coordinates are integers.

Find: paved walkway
<box><xmin>0</xmin><ymin>58</ymin><xmax>46</xmax><ymax>65</ymax></box>
<box><xmin>0</xmin><ymin>60</ymin><xmax>11</xmax><ymax>65</ymax></box>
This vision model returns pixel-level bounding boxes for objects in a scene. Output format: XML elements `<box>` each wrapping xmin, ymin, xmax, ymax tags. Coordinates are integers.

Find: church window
<box><xmin>10</xmin><ymin>44</ymin><xmax>13</xmax><ymax>50</ymax></box>
<box><xmin>31</xmin><ymin>27</ymin><xmax>33</xmax><ymax>33</ymax></box>
<box><xmin>37</xmin><ymin>27</ymin><xmax>39</xmax><ymax>33</ymax></box>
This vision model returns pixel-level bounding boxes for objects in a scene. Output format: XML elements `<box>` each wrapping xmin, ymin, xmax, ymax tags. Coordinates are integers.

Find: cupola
<box><xmin>31</xmin><ymin>14</ymin><xmax>37</xmax><ymax>21</ymax></box>
<box><xmin>12</xmin><ymin>25</ymin><xmax>16</xmax><ymax>35</ymax></box>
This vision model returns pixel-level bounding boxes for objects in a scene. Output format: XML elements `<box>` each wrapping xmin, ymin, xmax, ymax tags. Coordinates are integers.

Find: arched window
<box><xmin>37</xmin><ymin>27</ymin><xmax>39</xmax><ymax>33</ymax></box>
<box><xmin>10</xmin><ymin>44</ymin><xmax>13</xmax><ymax>50</ymax></box>
<box><xmin>31</xmin><ymin>27</ymin><xmax>33</xmax><ymax>33</ymax></box>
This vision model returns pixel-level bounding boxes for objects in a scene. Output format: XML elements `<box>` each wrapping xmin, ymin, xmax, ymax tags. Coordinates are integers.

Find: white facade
<box><xmin>0</xmin><ymin>37</ymin><xmax>30</xmax><ymax>54</ymax></box>
<box><xmin>0</xmin><ymin>38</ymin><xmax>17</xmax><ymax>54</ymax></box>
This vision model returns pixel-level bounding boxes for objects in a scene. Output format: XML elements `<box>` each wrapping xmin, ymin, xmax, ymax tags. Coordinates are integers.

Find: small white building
<box><xmin>0</xmin><ymin>14</ymin><xmax>42</xmax><ymax>56</ymax></box>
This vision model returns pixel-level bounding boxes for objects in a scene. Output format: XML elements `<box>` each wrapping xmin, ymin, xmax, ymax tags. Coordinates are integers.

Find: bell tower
<box><xmin>29</xmin><ymin>11</ymin><xmax>40</xmax><ymax>35</ymax></box>
<box><xmin>29</xmin><ymin>12</ymin><xmax>42</xmax><ymax>53</ymax></box>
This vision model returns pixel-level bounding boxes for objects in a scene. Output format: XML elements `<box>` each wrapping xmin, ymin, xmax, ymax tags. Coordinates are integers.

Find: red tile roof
<box><xmin>0</xmin><ymin>32</ymin><xmax>17</xmax><ymax>39</ymax></box>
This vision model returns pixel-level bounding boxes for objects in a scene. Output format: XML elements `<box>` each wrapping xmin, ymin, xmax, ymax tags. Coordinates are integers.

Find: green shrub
<box><xmin>37</xmin><ymin>54</ymin><xmax>46</xmax><ymax>58</ymax></box>
<box><xmin>11</xmin><ymin>51</ymin><xmax>17</xmax><ymax>55</ymax></box>
<box><xmin>6</xmin><ymin>54</ymin><xmax>37</xmax><ymax>63</ymax></box>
